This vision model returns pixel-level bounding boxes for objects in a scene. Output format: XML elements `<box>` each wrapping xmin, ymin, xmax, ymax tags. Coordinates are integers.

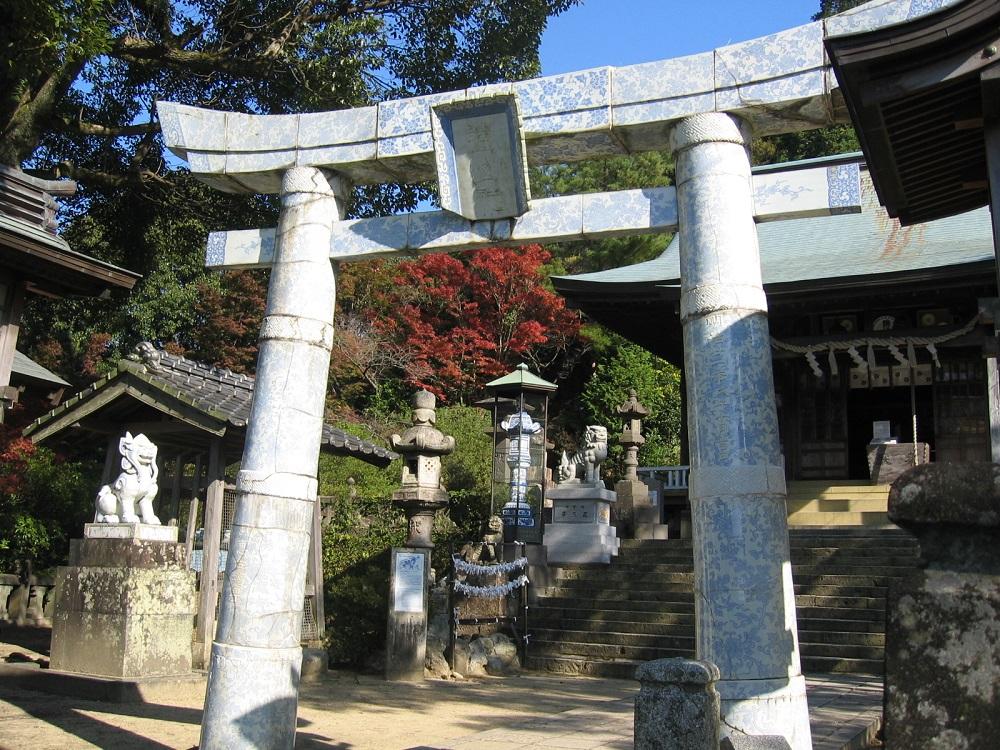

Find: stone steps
<box><xmin>532</xmin><ymin>628</ymin><xmax>695</xmax><ymax>650</ymax></box>
<box><xmin>526</xmin><ymin>528</ymin><xmax>917</xmax><ymax>678</ymax></box>
<box><xmin>531</xmin><ymin>606</ymin><xmax>696</xmax><ymax>626</ymax></box>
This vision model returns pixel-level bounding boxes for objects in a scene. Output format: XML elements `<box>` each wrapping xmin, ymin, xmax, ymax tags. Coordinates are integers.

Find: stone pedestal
<box><xmin>884</xmin><ymin>463</ymin><xmax>1000</xmax><ymax>750</ymax></box>
<box><xmin>617</xmin><ymin>480</ymin><xmax>669</xmax><ymax>540</ymax></box>
<box><xmin>635</xmin><ymin>658</ymin><xmax>720</xmax><ymax>750</ymax></box>
<box><xmin>385</xmin><ymin>547</ymin><xmax>431</xmax><ymax>682</ymax></box>
<box><xmin>544</xmin><ymin>483</ymin><xmax>619</xmax><ymax>564</ymax></box>
<box><xmin>671</xmin><ymin>112</ymin><xmax>810</xmax><ymax>748</ymax></box>
<box><xmin>50</xmin><ymin>524</ymin><xmax>195</xmax><ymax>679</ymax></box>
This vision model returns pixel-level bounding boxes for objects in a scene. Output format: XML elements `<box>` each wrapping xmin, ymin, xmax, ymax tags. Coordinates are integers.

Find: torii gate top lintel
<box><xmin>157</xmin><ymin>0</ymin><xmax>963</xmax><ymax>196</ymax></box>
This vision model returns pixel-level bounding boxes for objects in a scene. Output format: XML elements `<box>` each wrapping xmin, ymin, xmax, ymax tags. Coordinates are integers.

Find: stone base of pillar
<box><xmin>634</xmin><ymin>505</ymin><xmax>669</xmax><ymax>540</ymax></box>
<box><xmin>201</xmin><ymin>642</ymin><xmax>302</xmax><ymax>749</ymax></box>
<box><xmin>634</xmin><ymin>658</ymin><xmax>720</xmax><ymax>750</ymax></box>
<box><xmin>717</xmin><ymin>676</ymin><xmax>812</xmax><ymax>750</ymax></box>
<box><xmin>615</xmin><ymin>481</ymin><xmax>669</xmax><ymax>540</ymax></box>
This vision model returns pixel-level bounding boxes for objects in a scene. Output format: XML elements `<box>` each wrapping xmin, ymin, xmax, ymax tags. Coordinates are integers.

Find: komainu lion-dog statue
<box><xmin>557</xmin><ymin>425</ymin><xmax>609</xmax><ymax>485</ymax></box>
<box><xmin>95</xmin><ymin>432</ymin><xmax>161</xmax><ymax>525</ymax></box>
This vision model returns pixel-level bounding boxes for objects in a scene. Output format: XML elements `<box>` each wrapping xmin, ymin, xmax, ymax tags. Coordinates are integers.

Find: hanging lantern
<box><xmin>481</xmin><ymin>364</ymin><xmax>557</xmax><ymax>544</ymax></box>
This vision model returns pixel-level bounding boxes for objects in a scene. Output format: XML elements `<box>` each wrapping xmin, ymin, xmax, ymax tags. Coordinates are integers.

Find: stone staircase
<box><xmin>786</xmin><ymin>481</ymin><xmax>892</xmax><ymax>527</ymax></box>
<box><xmin>525</xmin><ymin>527</ymin><xmax>919</xmax><ymax>679</ymax></box>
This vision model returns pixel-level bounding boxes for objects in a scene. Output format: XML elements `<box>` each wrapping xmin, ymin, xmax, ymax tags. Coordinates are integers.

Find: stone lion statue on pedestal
<box><xmin>95</xmin><ymin>432</ymin><xmax>161</xmax><ymax>525</ymax></box>
<box><xmin>557</xmin><ymin>425</ymin><xmax>609</xmax><ymax>485</ymax></box>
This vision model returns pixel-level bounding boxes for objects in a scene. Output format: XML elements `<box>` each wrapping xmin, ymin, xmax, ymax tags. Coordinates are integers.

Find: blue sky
<box><xmin>540</xmin><ymin>0</ymin><xmax>820</xmax><ymax>75</ymax></box>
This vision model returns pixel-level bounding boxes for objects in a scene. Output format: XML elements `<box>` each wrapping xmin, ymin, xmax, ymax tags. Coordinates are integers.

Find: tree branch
<box><xmin>111</xmin><ymin>37</ymin><xmax>277</xmax><ymax>78</ymax></box>
<box><xmin>51</xmin><ymin>114</ymin><xmax>159</xmax><ymax>139</ymax></box>
<box><xmin>51</xmin><ymin>160</ymin><xmax>170</xmax><ymax>190</ymax></box>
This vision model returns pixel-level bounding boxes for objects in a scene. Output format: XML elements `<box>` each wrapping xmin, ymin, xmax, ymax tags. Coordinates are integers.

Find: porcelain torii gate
<box><xmin>158</xmin><ymin>1</ymin><xmax>959</xmax><ymax>747</ymax></box>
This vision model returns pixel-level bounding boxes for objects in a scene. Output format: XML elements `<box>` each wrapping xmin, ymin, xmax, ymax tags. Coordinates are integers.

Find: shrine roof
<box><xmin>0</xmin><ymin>166</ymin><xmax>140</xmax><ymax>297</ymax></box>
<box><xmin>552</xmin><ymin>154</ymin><xmax>994</xmax><ymax>297</ymax></box>
<box><xmin>24</xmin><ymin>343</ymin><xmax>397</xmax><ymax>467</ymax></box>
<box><xmin>12</xmin><ymin>350</ymin><xmax>70</xmax><ymax>389</ymax></box>
<box><xmin>826</xmin><ymin>0</ymin><xmax>1000</xmax><ymax>225</ymax></box>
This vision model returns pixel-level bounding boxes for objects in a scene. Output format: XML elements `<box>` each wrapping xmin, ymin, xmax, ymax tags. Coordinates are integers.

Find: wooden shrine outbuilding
<box><xmin>554</xmin><ymin>153</ymin><xmax>997</xmax><ymax>525</ymax></box>
<box><xmin>0</xmin><ymin>165</ymin><xmax>139</xmax><ymax>414</ymax></box>
<box><xmin>24</xmin><ymin>342</ymin><xmax>397</xmax><ymax>667</ymax></box>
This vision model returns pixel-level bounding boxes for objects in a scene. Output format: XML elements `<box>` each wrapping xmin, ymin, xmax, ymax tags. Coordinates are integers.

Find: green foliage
<box><xmin>813</xmin><ymin>0</ymin><xmax>867</xmax><ymax>20</ymax></box>
<box><xmin>580</xmin><ymin>334</ymin><xmax>682</xmax><ymax>477</ymax></box>
<box><xmin>436</xmin><ymin>406</ymin><xmax>493</xmax><ymax>539</ymax></box>
<box><xmin>0</xmin><ymin>438</ymin><xmax>98</xmax><ymax>572</ymax></box>
<box><xmin>534</xmin><ymin>151</ymin><xmax>675</xmax><ymax>275</ymax></box>
<box><xmin>753</xmin><ymin>125</ymin><xmax>860</xmax><ymax>167</ymax></box>
<box><xmin>320</xmin><ymin>475</ymin><xmax>405</xmax><ymax>668</ymax></box>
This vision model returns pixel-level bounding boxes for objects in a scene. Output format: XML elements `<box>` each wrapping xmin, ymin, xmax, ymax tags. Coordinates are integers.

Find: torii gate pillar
<box><xmin>200</xmin><ymin>166</ymin><xmax>346</xmax><ymax>749</ymax></box>
<box><xmin>671</xmin><ymin>113</ymin><xmax>812</xmax><ymax>749</ymax></box>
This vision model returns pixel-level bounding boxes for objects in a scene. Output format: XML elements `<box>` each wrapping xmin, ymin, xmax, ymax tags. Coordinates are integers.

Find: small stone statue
<box><xmin>95</xmin><ymin>432</ymin><xmax>161</xmax><ymax>524</ymax></box>
<box><xmin>557</xmin><ymin>425</ymin><xmax>609</xmax><ymax>485</ymax></box>
<box><xmin>460</xmin><ymin>515</ymin><xmax>504</xmax><ymax>564</ymax></box>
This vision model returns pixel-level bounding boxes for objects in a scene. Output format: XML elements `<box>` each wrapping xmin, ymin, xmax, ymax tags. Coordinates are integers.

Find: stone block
<box><xmin>407</xmin><ymin>211</ymin><xmax>492</xmax><ymax>252</ymax></box>
<box><xmin>544</xmin><ymin>522</ymin><xmax>619</xmax><ymax>565</ymax></box>
<box><xmin>225</xmin><ymin>111</ymin><xmax>298</xmax><ymax>152</ymax></box>
<box><xmin>50</xmin><ymin>542</ymin><xmax>196</xmax><ymax>679</ymax></box>
<box><xmin>508</xmin><ymin>195</ymin><xmax>583</xmax><ymax>244</ymax></box>
<box><xmin>883</xmin><ymin>463</ymin><xmax>1000</xmax><ymax>750</ymax></box>
<box><xmin>514</xmin><ymin>67</ymin><xmax>611</xmax><ymax>120</ymax></box>
<box><xmin>83</xmin><ymin>522</ymin><xmax>178</xmax><ymax>543</ymax></box>
<box><xmin>823</xmin><ymin>0</ymin><xmax>954</xmax><ymax>37</ymax></box>
<box><xmin>721</xmin><ymin>736</ymin><xmax>792</xmax><ymax>750</ymax></box>
<box><xmin>581</xmin><ymin>188</ymin><xmax>677</xmax><ymax>238</ymax></box>
<box><xmin>612</xmin><ymin>52</ymin><xmax>715</xmax><ymax>107</ymax></box>
<box><xmin>297</xmin><ymin>107</ymin><xmax>377</xmax><ymax>148</ymax></box>
<box><xmin>889</xmin><ymin>462</ymin><xmax>1000</xmax><ymax>529</ymax></box>
<box><xmin>867</xmin><ymin>442</ymin><xmax>930</xmax><ymax>485</ymax></box>
<box><xmin>715</xmin><ymin>22</ymin><xmax>823</xmax><ymax>90</ymax></box>
<box><xmin>634</xmin><ymin>658</ymin><xmax>720</xmax><ymax>750</ymax></box>
<box><xmin>300</xmin><ymin>647</ymin><xmax>328</xmax><ymax>683</ymax></box>
<box><xmin>0</xmin><ymin>573</ymin><xmax>17</xmax><ymax>620</ymax></box>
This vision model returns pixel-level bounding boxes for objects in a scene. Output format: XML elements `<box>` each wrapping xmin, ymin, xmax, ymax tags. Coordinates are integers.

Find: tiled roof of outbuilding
<box><xmin>25</xmin><ymin>342</ymin><xmax>397</xmax><ymax>467</ymax></box>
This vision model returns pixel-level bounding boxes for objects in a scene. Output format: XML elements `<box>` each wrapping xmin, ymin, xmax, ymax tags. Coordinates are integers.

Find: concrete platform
<box><xmin>0</xmin><ymin>627</ymin><xmax>881</xmax><ymax>749</ymax></box>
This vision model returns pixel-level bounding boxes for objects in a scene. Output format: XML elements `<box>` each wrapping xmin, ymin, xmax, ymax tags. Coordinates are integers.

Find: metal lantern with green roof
<box><xmin>482</xmin><ymin>363</ymin><xmax>557</xmax><ymax>544</ymax></box>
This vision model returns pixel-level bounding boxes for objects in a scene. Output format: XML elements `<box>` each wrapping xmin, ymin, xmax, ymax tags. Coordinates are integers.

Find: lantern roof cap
<box><xmin>485</xmin><ymin>363</ymin><xmax>557</xmax><ymax>395</ymax></box>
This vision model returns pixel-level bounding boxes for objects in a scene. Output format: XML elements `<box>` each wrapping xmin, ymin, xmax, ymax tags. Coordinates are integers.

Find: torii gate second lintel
<box><xmin>205</xmin><ymin>163</ymin><xmax>861</xmax><ymax>268</ymax></box>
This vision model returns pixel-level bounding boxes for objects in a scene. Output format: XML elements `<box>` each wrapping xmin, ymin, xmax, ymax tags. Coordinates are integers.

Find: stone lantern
<box><xmin>390</xmin><ymin>390</ymin><xmax>455</xmax><ymax>548</ymax></box>
<box><xmin>615</xmin><ymin>388</ymin><xmax>667</xmax><ymax>540</ymax></box>
<box><xmin>618</xmin><ymin>389</ymin><xmax>648</xmax><ymax>482</ymax></box>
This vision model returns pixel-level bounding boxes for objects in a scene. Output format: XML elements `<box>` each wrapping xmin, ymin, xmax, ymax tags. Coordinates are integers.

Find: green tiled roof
<box><xmin>12</xmin><ymin>350</ymin><xmax>70</xmax><ymax>388</ymax></box>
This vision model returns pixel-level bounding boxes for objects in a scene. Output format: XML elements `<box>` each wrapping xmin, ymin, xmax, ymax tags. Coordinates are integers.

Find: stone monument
<box><xmin>385</xmin><ymin>390</ymin><xmax>455</xmax><ymax>681</ymax></box>
<box><xmin>544</xmin><ymin>426</ymin><xmax>619</xmax><ymax>565</ymax></box>
<box><xmin>615</xmin><ymin>390</ymin><xmax>668</xmax><ymax>540</ymax></box>
<box><xmin>50</xmin><ymin>433</ymin><xmax>196</xmax><ymax>679</ymax></box>
<box><xmin>883</xmin><ymin>463</ymin><xmax>1000</xmax><ymax>749</ymax></box>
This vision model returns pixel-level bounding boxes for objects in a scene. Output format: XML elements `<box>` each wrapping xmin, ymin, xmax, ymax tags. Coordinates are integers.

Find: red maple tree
<box><xmin>375</xmin><ymin>245</ymin><xmax>580</xmax><ymax>402</ymax></box>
